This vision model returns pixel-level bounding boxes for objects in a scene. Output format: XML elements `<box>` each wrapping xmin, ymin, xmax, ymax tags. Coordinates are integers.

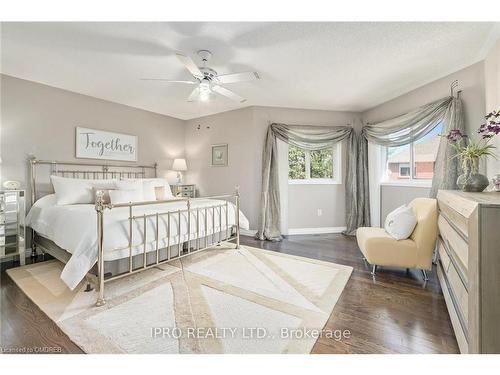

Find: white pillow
<box><xmin>115</xmin><ymin>180</ymin><xmax>144</xmax><ymax>199</ymax></box>
<box><xmin>108</xmin><ymin>189</ymin><xmax>144</xmax><ymax>205</ymax></box>
<box><xmin>384</xmin><ymin>205</ymin><xmax>417</xmax><ymax>240</ymax></box>
<box><xmin>51</xmin><ymin>176</ymin><xmax>117</xmax><ymax>205</ymax></box>
<box><xmin>124</xmin><ymin>178</ymin><xmax>173</xmax><ymax>200</ymax></box>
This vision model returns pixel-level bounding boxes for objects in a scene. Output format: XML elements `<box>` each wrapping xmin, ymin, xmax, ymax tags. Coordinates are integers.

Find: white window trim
<box><xmin>380</xmin><ymin>180</ymin><xmax>432</xmax><ymax>188</ymax></box>
<box><xmin>382</xmin><ymin>139</ymin><xmax>434</xmax><ymax>187</ymax></box>
<box><xmin>288</xmin><ymin>143</ymin><xmax>342</xmax><ymax>185</ymax></box>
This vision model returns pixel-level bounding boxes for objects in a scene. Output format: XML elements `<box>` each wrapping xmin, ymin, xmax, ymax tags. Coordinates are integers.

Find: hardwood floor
<box><xmin>0</xmin><ymin>234</ymin><xmax>459</xmax><ymax>354</ymax></box>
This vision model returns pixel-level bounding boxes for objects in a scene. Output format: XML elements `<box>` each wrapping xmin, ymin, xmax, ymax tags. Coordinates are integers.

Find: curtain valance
<box><xmin>256</xmin><ymin>123</ymin><xmax>368</xmax><ymax>241</ymax></box>
<box><xmin>361</xmin><ymin>96</ymin><xmax>464</xmax><ymax>197</ymax></box>
<box><xmin>362</xmin><ymin>97</ymin><xmax>455</xmax><ymax>146</ymax></box>
<box><xmin>272</xmin><ymin>124</ymin><xmax>353</xmax><ymax>150</ymax></box>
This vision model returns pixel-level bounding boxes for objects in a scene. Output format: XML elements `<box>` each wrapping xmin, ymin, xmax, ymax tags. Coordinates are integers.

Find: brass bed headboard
<box><xmin>29</xmin><ymin>157</ymin><xmax>158</xmax><ymax>205</ymax></box>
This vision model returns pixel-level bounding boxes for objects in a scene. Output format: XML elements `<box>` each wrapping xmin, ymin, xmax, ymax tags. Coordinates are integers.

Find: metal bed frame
<box><xmin>29</xmin><ymin>157</ymin><xmax>241</xmax><ymax>307</ymax></box>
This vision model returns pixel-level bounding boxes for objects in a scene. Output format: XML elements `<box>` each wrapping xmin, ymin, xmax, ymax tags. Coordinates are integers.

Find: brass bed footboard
<box><xmin>28</xmin><ymin>157</ymin><xmax>241</xmax><ymax>308</ymax></box>
<box><xmin>94</xmin><ymin>188</ymin><xmax>241</xmax><ymax>307</ymax></box>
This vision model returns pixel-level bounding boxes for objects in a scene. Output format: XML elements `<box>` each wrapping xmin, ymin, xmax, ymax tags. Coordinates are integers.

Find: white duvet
<box><xmin>26</xmin><ymin>194</ymin><xmax>249</xmax><ymax>289</ymax></box>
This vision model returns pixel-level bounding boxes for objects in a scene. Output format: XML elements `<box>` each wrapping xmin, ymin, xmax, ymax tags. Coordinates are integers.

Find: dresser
<box><xmin>171</xmin><ymin>184</ymin><xmax>196</xmax><ymax>198</ymax></box>
<box><xmin>436</xmin><ymin>190</ymin><xmax>500</xmax><ymax>353</ymax></box>
<box><xmin>0</xmin><ymin>190</ymin><xmax>26</xmax><ymax>265</ymax></box>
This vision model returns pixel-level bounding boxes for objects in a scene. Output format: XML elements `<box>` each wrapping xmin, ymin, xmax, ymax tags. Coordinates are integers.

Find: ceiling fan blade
<box><xmin>216</xmin><ymin>71</ymin><xmax>260</xmax><ymax>84</ymax></box>
<box><xmin>212</xmin><ymin>85</ymin><xmax>246</xmax><ymax>103</ymax></box>
<box><xmin>140</xmin><ymin>78</ymin><xmax>197</xmax><ymax>84</ymax></box>
<box><xmin>187</xmin><ymin>87</ymin><xmax>200</xmax><ymax>102</ymax></box>
<box><xmin>176</xmin><ymin>53</ymin><xmax>204</xmax><ymax>79</ymax></box>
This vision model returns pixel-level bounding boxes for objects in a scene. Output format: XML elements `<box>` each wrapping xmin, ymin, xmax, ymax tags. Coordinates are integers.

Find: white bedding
<box><xmin>26</xmin><ymin>194</ymin><xmax>249</xmax><ymax>290</ymax></box>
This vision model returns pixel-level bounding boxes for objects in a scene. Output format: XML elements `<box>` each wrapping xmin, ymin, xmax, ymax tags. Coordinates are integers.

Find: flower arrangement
<box><xmin>442</xmin><ymin>110</ymin><xmax>499</xmax><ymax>191</ymax></box>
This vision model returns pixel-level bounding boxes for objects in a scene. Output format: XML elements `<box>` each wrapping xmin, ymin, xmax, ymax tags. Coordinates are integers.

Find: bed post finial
<box><xmin>235</xmin><ymin>185</ymin><xmax>240</xmax><ymax>249</ymax></box>
<box><xmin>95</xmin><ymin>190</ymin><xmax>106</xmax><ymax>307</ymax></box>
<box><xmin>28</xmin><ymin>155</ymin><xmax>37</xmax><ymax>205</ymax></box>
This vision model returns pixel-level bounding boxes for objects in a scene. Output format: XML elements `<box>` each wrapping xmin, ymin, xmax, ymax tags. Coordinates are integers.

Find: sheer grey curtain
<box><xmin>344</xmin><ymin>131</ymin><xmax>370</xmax><ymax>235</ymax></box>
<box><xmin>256</xmin><ymin>123</ymin><xmax>357</xmax><ymax>241</ymax></box>
<box><xmin>361</xmin><ymin>96</ymin><xmax>465</xmax><ymax>197</ymax></box>
<box><xmin>256</xmin><ymin>96</ymin><xmax>464</xmax><ymax>242</ymax></box>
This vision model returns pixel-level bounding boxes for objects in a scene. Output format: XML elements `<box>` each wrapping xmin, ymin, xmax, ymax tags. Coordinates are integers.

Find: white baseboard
<box><xmin>287</xmin><ymin>227</ymin><xmax>346</xmax><ymax>235</ymax></box>
<box><xmin>239</xmin><ymin>227</ymin><xmax>346</xmax><ymax>236</ymax></box>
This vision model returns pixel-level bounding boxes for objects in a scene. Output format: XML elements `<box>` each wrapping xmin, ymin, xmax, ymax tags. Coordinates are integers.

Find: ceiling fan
<box><xmin>141</xmin><ymin>50</ymin><xmax>260</xmax><ymax>103</ymax></box>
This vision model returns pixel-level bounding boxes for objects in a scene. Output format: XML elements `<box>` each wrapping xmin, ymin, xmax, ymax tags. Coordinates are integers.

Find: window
<box><xmin>288</xmin><ymin>144</ymin><xmax>341</xmax><ymax>184</ymax></box>
<box><xmin>399</xmin><ymin>163</ymin><xmax>411</xmax><ymax>177</ymax></box>
<box><xmin>385</xmin><ymin>122</ymin><xmax>443</xmax><ymax>183</ymax></box>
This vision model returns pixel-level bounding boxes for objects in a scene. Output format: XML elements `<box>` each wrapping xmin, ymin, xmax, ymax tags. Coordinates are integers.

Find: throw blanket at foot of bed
<box><xmin>7</xmin><ymin>244</ymin><xmax>352</xmax><ymax>354</ymax></box>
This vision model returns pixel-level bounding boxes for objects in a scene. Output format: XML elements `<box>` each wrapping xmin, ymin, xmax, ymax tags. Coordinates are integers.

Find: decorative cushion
<box><xmin>384</xmin><ymin>205</ymin><xmax>417</xmax><ymax>240</ymax></box>
<box><xmin>51</xmin><ymin>176</ymin><xmax>117</xmax><ymax>205</ymax></box>
<box><xmin>108</xmin><ymin>189</ymin><xmax>144</xmax><ymax>205</ymax></box>
<box><xmin>154</xmin><ymin>186</ymin><xmax>166</xmax><ymax>200</ymax></box>
<box><xmin>124</xmin><ymin>178</ymin><xmax>173</xmax><ymax>201</ymax></box>
<box><xmin>115</xmin><ymin>180</ymin><xmax>144</xmax><ymax>199</ymax></box>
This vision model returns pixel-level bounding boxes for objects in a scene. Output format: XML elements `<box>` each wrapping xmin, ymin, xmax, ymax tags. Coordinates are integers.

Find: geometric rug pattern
<box><xmin>7</xmin><ymin>244</ymin><xmax>352</xmax><ymax>353</ymax></box>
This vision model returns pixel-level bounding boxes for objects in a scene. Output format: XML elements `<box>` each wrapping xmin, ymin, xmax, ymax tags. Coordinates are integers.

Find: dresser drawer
<box><xmin>438</xmin><ymin>215</ymin><xmax>468</xmax><ymax>270</ymax></box>
<box><xmin>437</xmin><ymin>238</ymin><xmax>451</xmax><ymax>273</ymax></box>
<box><xmin>447</xmin><ymin>261</ymin><xmax>469</xmax><ymax>324</ymax></box>
<box><xmin>171</xmin><ymin>185</ymin><xmax>196</xmax><ymax>197</ymax></box>
<box><xmin>438</xmin><ymin>200</ymin><xmax>469</xmax><ymax>239</ymax></box>
<box><xmin>437</xmin><ymin>263</ymin><xmax>469</xmax><ymax>353</ymax></box>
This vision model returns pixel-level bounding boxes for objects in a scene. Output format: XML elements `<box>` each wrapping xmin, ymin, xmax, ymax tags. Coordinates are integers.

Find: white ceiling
<box><xmin>1</xmin><ymin>22</ymin><xmax>497</xmax><ymax>120</ymax></box>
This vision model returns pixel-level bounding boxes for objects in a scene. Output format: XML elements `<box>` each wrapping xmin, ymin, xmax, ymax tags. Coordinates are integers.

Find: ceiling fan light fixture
<box><xmin>142</xmin><ymin>50</ymin><xmax>259</xmax><ymax>103</ymax></box>
<box><xmin>199</xmin><ymin>79</ymin><xmax>212</xmax><ymax>101</ymax></box>
<box><xmin>199</xmin><ymin>90</ymin><xmax>211</xmax><ymax>102</ymax></box>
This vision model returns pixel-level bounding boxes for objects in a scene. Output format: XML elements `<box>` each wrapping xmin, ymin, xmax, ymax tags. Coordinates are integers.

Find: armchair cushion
<box><xmin>357</xmin><ymin>227</ymin><xmax>418</xmax><ymax>268</ymax></box>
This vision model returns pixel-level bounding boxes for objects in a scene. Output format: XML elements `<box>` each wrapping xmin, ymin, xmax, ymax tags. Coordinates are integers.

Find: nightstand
<box><xmin>0</xmin><ymin>190</ymin><xmax>26</xmax><ymax>265</ymax></box>
<box><xmin>171</xmin><ymin>184</ymin><xmax>196</xmax><ymax>198</ymax></box>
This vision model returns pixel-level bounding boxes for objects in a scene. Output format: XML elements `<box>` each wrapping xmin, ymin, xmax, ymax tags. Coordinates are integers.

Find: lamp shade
<box><xmin>172</xmin><ymin>158</ymin><xmax>187</xmax><ymax>171</ymax></box>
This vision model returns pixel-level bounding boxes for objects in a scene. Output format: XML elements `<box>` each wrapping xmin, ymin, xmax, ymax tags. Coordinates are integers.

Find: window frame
<box><xmin>382</xmin><ymin>122</ymin><xmax>442</xmax><ymax>187</ymax></box>
<box><xmin>398</xmin><ymin>162</ymin><xmax>411</xmax><ymax>178</ymax></box>
<box><xmin>288</xmin><ymin>143</ymin><xmax>342</xmax><ymax>185</ymax></box>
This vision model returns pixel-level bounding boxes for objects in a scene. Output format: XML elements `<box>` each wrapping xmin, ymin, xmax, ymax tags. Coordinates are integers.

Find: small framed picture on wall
<box><xmin>211</xmin><ymin>144</ymin><xmax>228</xmax><ymax>167</ymax></box>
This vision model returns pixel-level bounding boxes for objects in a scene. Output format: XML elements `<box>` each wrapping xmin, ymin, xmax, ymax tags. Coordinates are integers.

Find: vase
<box><xmin>457</xmin><ymin>157</ymin><xmax>489</xmax><ymax>192</ymax></box>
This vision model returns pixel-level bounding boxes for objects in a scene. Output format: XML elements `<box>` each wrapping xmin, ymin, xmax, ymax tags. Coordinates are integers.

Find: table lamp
<box><xmin>172</xmin><ymin>158</ymin><xmax>187</xmax><ymax>185</ymax></box>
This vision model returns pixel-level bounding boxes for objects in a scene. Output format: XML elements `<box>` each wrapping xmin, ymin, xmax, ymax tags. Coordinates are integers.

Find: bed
<box><xmin>27</xmin><ymin>158</ymin><xmax>249</xmax><ymax>306</ymax></box>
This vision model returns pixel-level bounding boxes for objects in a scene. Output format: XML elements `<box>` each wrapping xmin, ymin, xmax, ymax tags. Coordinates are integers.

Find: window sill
<box><xmin>380</xmin><ymin>180</ymin><xmax>432</xmax><ymax>188</ymax></box>
<box><xmin>289</xmin><ymin>179</ymin><xmax>342</xmax><ymax>185</ymax></box>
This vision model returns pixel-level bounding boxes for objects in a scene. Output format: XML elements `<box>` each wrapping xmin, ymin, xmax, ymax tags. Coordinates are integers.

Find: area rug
<box><xmin>6</xmin><ymin>244</ymin><xmax>352</xmax><ymax>354</ymax></box>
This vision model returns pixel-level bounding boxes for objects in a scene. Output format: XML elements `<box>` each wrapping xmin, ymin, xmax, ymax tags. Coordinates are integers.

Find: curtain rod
<box><xmin>450</xmin><ymin>79</ymin><xmax>462</xmax><ymax>98</ymax></box>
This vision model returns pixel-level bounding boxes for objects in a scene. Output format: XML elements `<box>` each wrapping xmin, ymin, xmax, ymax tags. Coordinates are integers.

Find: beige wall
<box><xmin>484</xmin><ymin>38</ymin><xmax>500</xmax><ymax>176</ymax></box>
<box><xmin>184</xmin><ymin>107</ymin><xmax>258</xmax><ymax>227</ymax></box>
<box><xmin>0</xmin><ymin>75</ymin><xmax>186</xmax><ymax>192</ymax></box>
<box><xmin>185</xmin><ymin>106</ymin><xmax>359</xmax><ymax>230</ymax></box>
<box><xmin>380</xmin><ymin>185</ymin><xmax>431</xmax><ymax>224</ymax></box>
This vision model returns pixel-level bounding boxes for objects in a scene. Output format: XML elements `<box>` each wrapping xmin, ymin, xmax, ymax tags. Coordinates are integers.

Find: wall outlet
<box><xmin>317</xmin><ymin>208</ymin><xmax>322</xmax><ymax>217</ymax></box>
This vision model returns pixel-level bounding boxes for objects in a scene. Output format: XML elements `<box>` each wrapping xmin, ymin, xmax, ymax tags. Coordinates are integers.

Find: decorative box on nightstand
<box><xmin>0</xmin><ymin>190</ymin><xmax>26</xmax><ymax>265</ymax></box>
<box><xmin>171</xmin><ymin>184</ymin><xmax>196</xmax><ymax>198</ymax></box>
